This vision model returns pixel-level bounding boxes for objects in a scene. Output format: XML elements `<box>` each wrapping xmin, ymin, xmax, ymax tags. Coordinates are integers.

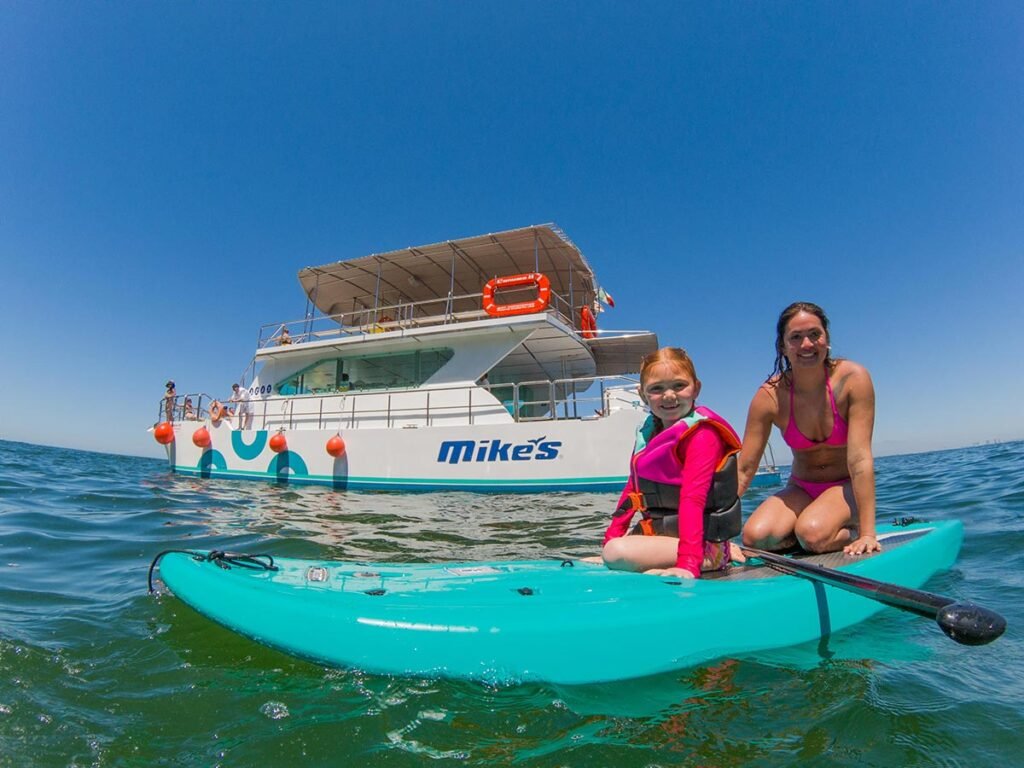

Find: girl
<box><xmin>602</xmin><ymin>347</ymin><xmax>744</xmax><ymax>578</ymax></box>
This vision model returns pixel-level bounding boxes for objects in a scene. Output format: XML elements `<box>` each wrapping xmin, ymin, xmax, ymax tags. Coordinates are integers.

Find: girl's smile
<box><xmin>641</xmin><ymin>362</ymin><xmax>700</xmax><ymax>426</ymax></box>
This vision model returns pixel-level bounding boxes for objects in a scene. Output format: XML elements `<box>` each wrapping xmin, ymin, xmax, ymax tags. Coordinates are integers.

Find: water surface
<box><xmin>1</xmin><ymin>439</ymin><xmax>1021</xmax><ymax>766</ymax></box>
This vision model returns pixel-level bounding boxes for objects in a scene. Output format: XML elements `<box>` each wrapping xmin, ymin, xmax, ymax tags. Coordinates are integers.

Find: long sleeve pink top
<box><xmin>603</xmin><ymin>425</ymin><xmax>727</xmax><ymax>577</ymax></box>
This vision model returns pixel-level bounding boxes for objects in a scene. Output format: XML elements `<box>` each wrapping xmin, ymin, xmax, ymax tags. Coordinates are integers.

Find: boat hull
<box><xmin>164</xmin><ymin>408</ymin><xmax>645</xmax><ymax>492</ymax></box>
<box><xmin>748</xmin><ymin>469</ymin><xmax>783</xmax><ymax>488</ymax></box>
<box><xmin>155</xmin><ymin>520</ymin><xmax>963</xmax><ymax>684</ymax></box>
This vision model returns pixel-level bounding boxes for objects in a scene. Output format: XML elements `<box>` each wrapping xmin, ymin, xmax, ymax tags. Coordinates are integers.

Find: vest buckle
<box><xmin>627</xmin><ymin>491</ymin><xmax>647</xmax><ymax>514</ymax></box>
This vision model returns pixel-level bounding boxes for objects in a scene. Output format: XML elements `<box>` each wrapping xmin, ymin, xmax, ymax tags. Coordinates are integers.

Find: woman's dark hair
<box><xmin>772</xmin><ymin>301</ymin><xmax>833</xmax><ymax>381</ymax></box>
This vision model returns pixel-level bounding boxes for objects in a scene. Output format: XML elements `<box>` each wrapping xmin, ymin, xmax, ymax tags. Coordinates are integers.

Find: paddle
<box><xmin>741</xmin><ymin>546</ymin><xmax>1006</xmax><ymax>646</ymax></box>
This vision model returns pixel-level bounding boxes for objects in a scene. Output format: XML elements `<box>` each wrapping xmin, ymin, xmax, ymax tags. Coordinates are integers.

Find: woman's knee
<box><xmin>741</xmin><ymin>519</ymin><xmax>767</xmax><ymax>546</ymax></box>
<box><xmin>793</xmin><ymin>516</ymin><xmax>836</xmax><ymax>553</ymax></box>
<box><xmin>742</xmin><ymin>507</ymin><xmax>783</xmax><ymax>546</ymax></box>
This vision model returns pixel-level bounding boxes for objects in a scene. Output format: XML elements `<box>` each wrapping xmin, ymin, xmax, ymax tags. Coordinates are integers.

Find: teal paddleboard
<box><xmin>153</xmin><ymin>520</ymin><xmax>963</xmax><ymax>684</ymax></box>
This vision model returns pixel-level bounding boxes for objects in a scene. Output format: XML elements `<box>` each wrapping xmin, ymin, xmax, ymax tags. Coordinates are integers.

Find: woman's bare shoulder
<box><xmin>833</xmin><ymin>359</ymin><xmax>874</xmax><ymax>399</ymax></box>
<box><xmin>751</xmin><ymin>375</ymin><xmax>784</xmax><ymax>413</ymax></box>
<box><xmin>833</xmin><ymin>359</ymin><xmax>871</xmax><ymax>380</ymax></box>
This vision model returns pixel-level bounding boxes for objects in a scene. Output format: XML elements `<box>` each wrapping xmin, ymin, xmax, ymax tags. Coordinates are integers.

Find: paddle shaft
<box><xmin>741</xmin><ymin>546</ymin><xmax>1006</xmax><ymax>646</ymax></box>
<box><xmin>743</xmin><ymin>546</ymin><xmax>949</xmax><ymax>617</ymax></box>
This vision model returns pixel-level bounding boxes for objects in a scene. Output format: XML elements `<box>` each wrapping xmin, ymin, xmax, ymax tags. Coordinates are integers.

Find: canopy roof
<box><xmin>298</xmin><ymin>224</ymin><xmax>598</xmax><ymax>318</ymax></box>
<box><xmin>587</xmin><ymin>333</ymin><xmax>660</xmax><ymax>377</ymax></box>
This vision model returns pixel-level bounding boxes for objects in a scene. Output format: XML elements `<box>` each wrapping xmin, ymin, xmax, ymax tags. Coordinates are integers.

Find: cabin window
<box><xmin>276</xmin><ymin>348</ymin><xmax>453</xmax><ymax>395</ymax></box>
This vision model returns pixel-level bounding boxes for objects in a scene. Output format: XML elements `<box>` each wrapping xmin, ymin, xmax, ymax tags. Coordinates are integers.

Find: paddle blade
<box><xmin>936</xmin><ymin>602</ymin><xmax>1007</xmax><ymax>646</ymax></box>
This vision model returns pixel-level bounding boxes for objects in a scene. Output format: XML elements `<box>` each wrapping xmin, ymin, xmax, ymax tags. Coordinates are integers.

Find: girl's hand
<box><xmin>643</xmin><ymin>567</ymin><xmax>696</xmax><ymax>579</ymax></box>
<box><xmin>844</xmin><ymin>535</ymin><xmax>881</xmax><ymax>556</ymax></box>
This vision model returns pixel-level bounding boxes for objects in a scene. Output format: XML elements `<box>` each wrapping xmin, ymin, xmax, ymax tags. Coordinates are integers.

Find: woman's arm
<box><xmin>842</xmin><ymin>364</ymin><xmax>879</xmax><ymax>555</ymax></box>
<box><xmin>737</xmin><ymin>384</ymin><xmax>779</xmax><ymax>496</ymax></box>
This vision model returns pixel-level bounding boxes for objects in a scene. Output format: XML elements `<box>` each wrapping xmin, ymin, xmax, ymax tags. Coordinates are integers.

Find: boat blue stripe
<box><xmin>172</xmin><ymin>465</ymin><xmax>625</xmax><ymax>493</ymax></box>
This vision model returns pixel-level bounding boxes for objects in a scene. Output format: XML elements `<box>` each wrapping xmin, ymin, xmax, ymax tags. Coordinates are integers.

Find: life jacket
<box><xmin>614</xmin><ymin>406</ymin><xmax>742</xmax><ymax>542</ymax></box>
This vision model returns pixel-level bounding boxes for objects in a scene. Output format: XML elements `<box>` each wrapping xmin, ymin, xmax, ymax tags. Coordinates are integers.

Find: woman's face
<box><xmin>783</xmin><ymin>311</ymin><xmax>829</xmax><ymax>369</ymax></box>
<box><xmin>641</xmin><ymin>361</ymin><xmax>700</xmax><ymax>427</ymax></box>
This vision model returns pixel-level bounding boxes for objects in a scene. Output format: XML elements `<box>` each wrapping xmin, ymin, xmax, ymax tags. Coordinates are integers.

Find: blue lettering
<box><xmin>487</xmin><ymin>441</ymin><xmax>511</xmax><ymax>461</ymax></box>
<box><xmin>535</xmin><ymin>441</ymin><xmax>561</xmax><ymax>460</ymax></box>
<box><xmin>438</xmin><ymin>440</ymin><xmax>475</xmax><ymax>464</ymax></box>
<box><xmin>475</xmin><ymin>441</ymin><xmax>489</xmax><ymax>462</ymax></box>
<box><xmin>437</xmin><ymin>438</ymin><xmax>560</xmax><ymax>463</ymax></box>
<box><xmin>511</xmin><ymin>444</ymin><xmax>534</xmax><ymax>460</ymax></box>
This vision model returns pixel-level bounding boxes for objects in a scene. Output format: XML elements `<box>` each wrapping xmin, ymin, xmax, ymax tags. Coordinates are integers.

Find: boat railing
<box><xmin>255</xmin><ymin>287</ymin><xmax>591</xmax><ymax>349</ymax></box>
<box><xmin>159</xmin><ymin>376</ymin><xmax>642</xmax><ymax>431</ymax></box>
<box><xmin>156</xmin><ymin>393</ymin><xmax>219</xmax><ymax>425</ymax></box>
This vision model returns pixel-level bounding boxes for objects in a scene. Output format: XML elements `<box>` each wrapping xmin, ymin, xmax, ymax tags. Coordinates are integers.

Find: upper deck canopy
<box><xmin>298</xmin><ymin>224</ymin><xmax>597</xmax><ymax>318</ymax></box>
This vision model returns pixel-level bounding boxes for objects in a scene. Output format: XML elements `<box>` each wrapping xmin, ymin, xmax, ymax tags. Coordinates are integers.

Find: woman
<box><xmin>738</xmin><ymin>302</ymin><xmax>879</xmax><ymax>556</ymax></box>
<box><xmin>163</xmin><ymin>380</ymin><xmax>176</xmax><ymax>422</ymax></box>
<box><xmin>602</xmin><ymin>347</ymin><xmax>744</xmax><ymax>578</ymax></box>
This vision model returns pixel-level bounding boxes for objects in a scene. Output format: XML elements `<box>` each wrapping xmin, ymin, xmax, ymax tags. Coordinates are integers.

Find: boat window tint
<box><xmin>276</xmin><ymin>348</ymin><xmax>453</xmax><ymax>394</ymax></box>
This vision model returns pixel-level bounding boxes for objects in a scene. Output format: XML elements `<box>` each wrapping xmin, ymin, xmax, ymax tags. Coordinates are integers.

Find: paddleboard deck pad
<box><xmin>151</xmin><ymin>519</ymin><xmax>963</xmax><ymax>683</ymax></box>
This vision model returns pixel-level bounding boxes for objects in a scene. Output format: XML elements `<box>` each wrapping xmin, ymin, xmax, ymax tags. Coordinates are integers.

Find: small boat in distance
<box><xmin>154</xmin><ymin>224</ymin><xmax>658</xmax><ymax>492</ymax></box>
<box><xmin>750</xmin><ymin>442</ymin><xmax>783</xmax><ymax>488</ymax></box>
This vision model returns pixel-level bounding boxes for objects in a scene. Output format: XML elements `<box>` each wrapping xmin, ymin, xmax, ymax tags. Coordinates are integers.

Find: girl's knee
<box><xmin>602</xmin><ymin>538</ymin><xmax>630</xmax><ymax>567</ymax></box>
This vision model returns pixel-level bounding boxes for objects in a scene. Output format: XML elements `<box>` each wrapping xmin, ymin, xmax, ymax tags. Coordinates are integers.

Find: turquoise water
<box><xmin>1</xmin><ymin>439</ymin><xmax>1021</xmax><ymax>766</ymax></box>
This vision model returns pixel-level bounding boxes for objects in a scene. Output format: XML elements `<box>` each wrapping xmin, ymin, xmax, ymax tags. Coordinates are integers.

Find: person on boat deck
<box><xmin>602</xmin><ymin>347</ymin><xmax>745</xmax><ymax>579</ymax></box>
<box><xmin>183</xmin><ymin>397</ymin><xmax>196</xmax><ymax>420</ymax></box>
<box><xmin>738</xmin><ymin>301</ymin><xmax>879</xmax><ymax>556</ymax></box>
<box><xmin>275</xmin><ymin>326</ymin><xmax>291</xmax><ymax>345</ymax></box>
<box><xmin>163</xmin><ymin>380</ymin><xmax>176</xmax><ymax>422</ymax></box>
<box><xmin>229</xmin><ymin>383</ymin><xmax>253</xmax><ymax>429</ymax></box>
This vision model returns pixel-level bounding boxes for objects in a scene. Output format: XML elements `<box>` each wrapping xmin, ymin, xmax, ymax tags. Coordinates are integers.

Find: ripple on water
<box><xmin>0</xmin><ymin>438</ymin><xmax>1022</xmax><ymax>766</ymax></box>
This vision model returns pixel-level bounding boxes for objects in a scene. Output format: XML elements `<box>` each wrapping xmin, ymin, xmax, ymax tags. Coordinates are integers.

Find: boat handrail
<box><xmin>255</xmin><ymin>286</ymin><xmax>596</xmax><ymax>348</ymax></box>
<box><xmin>159</xmin><ymin>376</ymin><xmax>642</xmax><ymax>431</ymax></box>
<box><xmin>156</xmin><ymin>392</ymin><xmax>220</xmax><ymax>424</ymax></box>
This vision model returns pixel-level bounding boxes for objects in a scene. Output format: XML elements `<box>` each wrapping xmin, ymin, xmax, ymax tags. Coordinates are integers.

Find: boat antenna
<box><xmin>533</xmin><ymin>227</ymin><xmax>539</xmax><ymax>272</ymax></box>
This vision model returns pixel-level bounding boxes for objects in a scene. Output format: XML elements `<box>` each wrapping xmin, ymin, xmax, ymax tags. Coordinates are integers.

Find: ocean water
<box><xmin>0</xmin><ymin>438</ymin><xmax>1022</xmax><ymax>767</ymax></box>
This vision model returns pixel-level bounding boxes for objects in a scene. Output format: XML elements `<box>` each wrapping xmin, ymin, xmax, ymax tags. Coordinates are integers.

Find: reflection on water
<box><xmin>157</xmin><ymin>473</ymin><xmax>616</xmax><ymax>561</ymax></box>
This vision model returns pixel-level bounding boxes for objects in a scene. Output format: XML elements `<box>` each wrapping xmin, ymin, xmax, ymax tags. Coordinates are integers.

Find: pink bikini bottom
<box><xmin>789</xmin><ymin>476</ymin><xmax>849</xmax><ymax>501</ymax></box>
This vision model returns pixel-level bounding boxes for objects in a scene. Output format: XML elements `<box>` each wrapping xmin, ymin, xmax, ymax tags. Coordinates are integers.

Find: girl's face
<box><xmin>641</xmin><ymin>361</ymin><xmax>700</xmax><ymax>427</ymax></box>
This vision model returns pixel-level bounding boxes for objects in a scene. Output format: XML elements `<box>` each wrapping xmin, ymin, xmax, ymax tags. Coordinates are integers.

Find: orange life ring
<box><xmin>209</xmin><ymin>400</ymin><xmax>225</xmax><ymax>424</ymax></box>
<box><xmin>482</xmin><ymin>273</ymin><xmax>551</xmax><ymax>317</ymax></box>
<box><xmin>580</xmin><ymin>305</ymin><xmax>597</xmax><ymax>339</ymax></box>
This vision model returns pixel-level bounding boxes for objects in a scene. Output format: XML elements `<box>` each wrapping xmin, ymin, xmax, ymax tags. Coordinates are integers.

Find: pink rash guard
<box><xmin>603</xmin><ymin>406</ymin><xmax>738</xmax><ymax>577</ymax></box>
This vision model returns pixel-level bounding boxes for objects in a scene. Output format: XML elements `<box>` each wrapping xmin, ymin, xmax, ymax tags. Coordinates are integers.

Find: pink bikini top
<box><xmin>783</xmin><ymin>374</ymin><xmax>848</xmax><ymax>450</ymax></box>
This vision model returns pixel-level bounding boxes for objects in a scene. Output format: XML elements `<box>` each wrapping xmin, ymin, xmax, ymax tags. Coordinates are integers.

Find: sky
<box><xmin>1</xmin><ymin>2</ymin><xmax>1021</xmax><ymax>461</ymax></box>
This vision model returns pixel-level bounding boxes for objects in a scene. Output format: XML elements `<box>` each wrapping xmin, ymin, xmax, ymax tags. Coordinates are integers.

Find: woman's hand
<box><xmin>844</xmin><ymin>535</ymin><xmax>881</xmax><ymax>556</ymax></box>
<box><xmin>643</xmin><ymin>566</ymin><xmax>696</xmax><ymax>579</ymax></box>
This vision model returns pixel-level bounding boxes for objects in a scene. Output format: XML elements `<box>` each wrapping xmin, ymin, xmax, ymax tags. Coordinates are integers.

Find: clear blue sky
<box><xmin>2</xmin><ymin>2</ymin><xmax>1021</xmax><ymax>460</ymax></box>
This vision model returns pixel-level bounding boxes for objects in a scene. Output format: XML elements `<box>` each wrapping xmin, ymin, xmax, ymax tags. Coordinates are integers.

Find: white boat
<box><xmin>154</xmin><ymin>224</ymin><xmax>658</xmax><ymax>492</ymax></box>
<box><xmin>749</xmin><ymin>443</ymin><xmax>783</xmax><ymax>488</ymax></box>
